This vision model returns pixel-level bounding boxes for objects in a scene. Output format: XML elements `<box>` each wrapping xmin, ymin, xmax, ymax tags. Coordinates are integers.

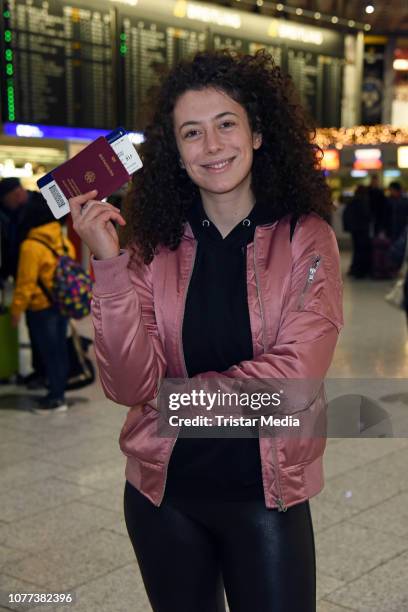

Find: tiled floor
<box><xmin>1</xmin><ymin>252</ymin><xmax>408</xmax><ymax>612</ymax></box>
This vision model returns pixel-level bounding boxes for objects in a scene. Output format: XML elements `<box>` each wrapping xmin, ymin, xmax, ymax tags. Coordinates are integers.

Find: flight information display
<box><xmin>1</xmin><ymin>0</ymin><xmax>115</xmax><ymax>128</ymax></box>
<box><xmin>287</xmin><ymin>49</ymin><xmax>343</xmax><ymax>126</ymax></box>
<box><xmin>117</xmin><ymin>12</ymin><xmax>207</xmax><ymax>129</ymax></box>
<box><xmin>0</xmin><ymin>0</ymin><xmax>346</xmax><ymax>130</ymax></box>
<box><xmin>213</xmin><ymin>34</ymin><xmax>282</xmax><ymax>66</ymax></box>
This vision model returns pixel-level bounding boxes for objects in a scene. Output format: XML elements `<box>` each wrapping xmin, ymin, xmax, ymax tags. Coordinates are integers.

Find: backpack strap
<box><xmin>25</xmin><ymin>238</ymin><xmax>60</xmax><ymax>303</ymax></box>
<box><xmin>290</xmin><ymin>215</ymin><xmax>299</xmax><ymax>243</ymax></box>
<box><xmin>59</xmin><ymin>226</ymin><xmax>69</xmax><ymax>255</ymax></box>
<box><xmin>27</xmin><ymin>237</ymin><xmax>60</xmax><ymax>258</ymax></box>
<box><xmin>28</xmin><ymin>225</ymin><xmax>69</xmax><ymax>256</ymax></box>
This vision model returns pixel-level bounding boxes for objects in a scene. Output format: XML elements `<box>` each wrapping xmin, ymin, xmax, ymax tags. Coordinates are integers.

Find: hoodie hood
<box><xmin>186</xmin><ymin>197</ymin><xmax>280</xmax><ymax>250</ymax></box>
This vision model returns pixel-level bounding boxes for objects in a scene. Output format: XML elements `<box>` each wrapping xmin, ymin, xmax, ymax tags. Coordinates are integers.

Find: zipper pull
<box><xmin>308</xmin><ymin>257</ymin><xmax>321</xmax><ymax>282</ymax></box>
<box><xmin>277</xmin><ymin>498</ymin><xmax>287</xmax><ymax>512</ymax></box>
<box><xmin>298</xmin><ymin>256</ymin><xmax>322</xmax><ymax>310</ymax></box>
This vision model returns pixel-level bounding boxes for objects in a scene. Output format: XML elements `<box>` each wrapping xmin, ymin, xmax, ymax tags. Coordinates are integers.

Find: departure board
<box><xmin>287</xmin><ymin>50</ymin><xmax>322</xmax><ymax>120</ymax></box>
<box><xmin>118</xmin><ymin>13</ymin><xmax>207</xmax><ymax>130</ymax></box>
<box><xmin>213</xmin><ymin>33</ymin><xmax>246</xmax><ymax>53</ymax></box>
<box><xmin>287</xmin><ymin>49</ymin><xmax>343</xmax><ymax>126</ymax></box>
<box><xmin>1</xmin><ymin>0</ymin><xmax>115</xmax><ymax>128</ymax></box>
<box><xmin>0</xmin><ymin>0</ymin><xmax>346</xmax><ymax>131</ymax></box>
<box><xmin>247</xmin><ymin>42</ymin><xmax>282</xmax><ymax>67</ymax></box>
<box><xmin>213</xmin><ymin>35</ymin><xmax>282</xmax><ymax>67</ymax></box>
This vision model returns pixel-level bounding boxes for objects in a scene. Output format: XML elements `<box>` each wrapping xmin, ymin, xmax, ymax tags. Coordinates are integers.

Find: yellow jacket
<box><xmin>11</xmin><ymin>222</ymin><xmax>76</xmax><ymax>317</ymax></box>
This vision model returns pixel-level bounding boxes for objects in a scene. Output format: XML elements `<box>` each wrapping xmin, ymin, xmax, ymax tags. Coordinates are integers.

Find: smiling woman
<box><xmin>121</xmin><ymin>49</ymin><xmax>332</xmax><ymax>262</ymax></box>
<box><xmin>173</xmin><ymin>88</ymin><xmax>262</xmax><ymax>236</ymax></box>
<box><xmin>79</xmin><ymin>49</ymin><xmax>343</xmax><ymax>612</ymax></box>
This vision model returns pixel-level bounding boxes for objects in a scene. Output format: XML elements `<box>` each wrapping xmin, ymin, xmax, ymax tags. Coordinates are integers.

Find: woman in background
<box><xmin>11</xmin><ymin>198</ymin><xmax>75</xmax><ymax>413</ymax></box>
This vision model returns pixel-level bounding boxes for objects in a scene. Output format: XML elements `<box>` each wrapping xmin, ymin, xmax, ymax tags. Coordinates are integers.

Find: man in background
<box><xmin>385</xmin><ymin>181</ymin><xmax>408</xmax><ymax>242</ymax></box>
<box><xmin>0</xmin><ymin>177</ymin><xmax>30</xmax><ymax>280</ymax></box>
<box><xmin>367</xmin><ymin>174</ymin><xmax>387</xmax><ymax>237</ymax></box>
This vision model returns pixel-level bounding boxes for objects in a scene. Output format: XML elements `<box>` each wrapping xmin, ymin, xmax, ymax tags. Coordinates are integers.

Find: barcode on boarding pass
<box><xmin>49</xmin><ymin>184</ymin><xmax>66</xmax><ymax>209</ymax></box>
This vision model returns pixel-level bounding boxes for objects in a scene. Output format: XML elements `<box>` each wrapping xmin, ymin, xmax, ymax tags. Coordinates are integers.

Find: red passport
<box><xmin>52</xmin><ymin>136</ymin><xmax>130</xmax><ymax>200</ymax></box>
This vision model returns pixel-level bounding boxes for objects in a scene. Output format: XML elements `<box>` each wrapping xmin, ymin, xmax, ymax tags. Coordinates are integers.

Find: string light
<box><xmin>365</xmin><ymin>4</ymin><xmax>375</xmax><ymax>14</ymax></box>
<box><xmin>231</xmin><ymin>0</ymin><xmax>370</xmax><ymax>31</ymax></box>
<box><xmin>314</xmin><ymin>125</ymin><xmax>408</xmax><ymax>149</ymax></box>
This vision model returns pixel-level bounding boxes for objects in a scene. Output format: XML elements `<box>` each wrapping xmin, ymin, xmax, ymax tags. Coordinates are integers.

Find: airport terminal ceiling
<box><xmin>209</xmin><ymin>0</ymin><xmax>408</xmax><ymax>33</ymax></box>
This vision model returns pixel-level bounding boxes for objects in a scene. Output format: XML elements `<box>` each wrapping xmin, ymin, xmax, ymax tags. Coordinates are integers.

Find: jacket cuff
<box><xmin>91</xmin><ymin>250</ymin><xmax>131</xmax><ymax>296</ymax></box>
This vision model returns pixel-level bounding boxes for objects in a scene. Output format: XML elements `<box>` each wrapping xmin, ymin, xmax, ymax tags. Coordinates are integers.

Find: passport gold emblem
<box><xmin>84</xmin><ymin>171</ymin><xmax>96</xmax><ymax>184</ymax></box>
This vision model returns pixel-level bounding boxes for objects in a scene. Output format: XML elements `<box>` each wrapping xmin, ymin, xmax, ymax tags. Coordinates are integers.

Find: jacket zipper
<box><xmin>298</xmin><ymin>256</ymin><xmax>321</xmax><ymax>310</ymax></box>
<box><xmin>158</xmin><ymin>241</ymin><xmax>197</xmax><ymax>505</ymax></box>
<box><xmin>253</xmin><ymin>234</ymin><xmax>287</xmax><ymax>512</ymax></box>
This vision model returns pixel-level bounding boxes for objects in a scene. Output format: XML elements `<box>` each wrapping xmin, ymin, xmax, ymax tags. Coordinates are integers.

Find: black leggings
<box><xmin>124</xmin><ymin>481</ymin><xmax>316</xmax><ymax>612</ymax></box>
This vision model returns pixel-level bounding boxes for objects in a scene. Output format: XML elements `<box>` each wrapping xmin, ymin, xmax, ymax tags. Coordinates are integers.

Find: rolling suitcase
<box><xmin>0</xmin><ymin>305</ymin><xmax>19</xmax><ymax>382</ymax></box>
<box><xmin>371</xmin><ymin>236</ymin><xmax>398</xmax><ymax>279</ymax></box>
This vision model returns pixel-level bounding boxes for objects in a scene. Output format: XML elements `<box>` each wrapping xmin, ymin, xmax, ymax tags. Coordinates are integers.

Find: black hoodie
<box><xmin>165</xmin><ymin>199</ymin><xmax>279</xmax><ymax>501</ymax></box>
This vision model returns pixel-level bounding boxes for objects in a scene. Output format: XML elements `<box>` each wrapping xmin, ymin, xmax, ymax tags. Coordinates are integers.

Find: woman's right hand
<box><xmin>69</xmin><ymin>190</ymin><xmax>126</xmax><ymax>260</ymax></box>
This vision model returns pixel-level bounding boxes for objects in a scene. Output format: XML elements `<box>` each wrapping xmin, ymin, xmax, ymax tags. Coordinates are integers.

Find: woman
<box><xmin>70</xmin><ymin>50</ymin><xmax>343</xmax><ymax>612</ymax></box>
<box><xmin>11</xmin><ymin>197</ymin><xmax>75</xmax><ymax>413</ymax></box>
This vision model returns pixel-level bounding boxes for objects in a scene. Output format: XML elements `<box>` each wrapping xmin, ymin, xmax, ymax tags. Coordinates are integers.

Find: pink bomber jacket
<box><xmin>91</xmin><ymin>212</ymin><xmax>344</xmax><ymax>511</ymax></box>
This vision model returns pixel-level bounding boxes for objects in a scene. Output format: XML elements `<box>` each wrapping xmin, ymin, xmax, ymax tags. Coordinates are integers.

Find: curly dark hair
<box><xmin>121</xmin><ymin>49</ymin><xmax>332</xmax><ymax>264</ymax></box>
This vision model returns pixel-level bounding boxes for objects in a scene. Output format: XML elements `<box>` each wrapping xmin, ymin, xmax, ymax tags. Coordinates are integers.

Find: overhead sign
<box><xmin>397</xmin><ymin>146</ymin><xmax>408</xmax><ymax>168</ymax></box>
<box><xmin>321</xmin><ymin>149</ymin><xmax>340</xmax><ymax>170</ymax></box>
<box><xmin>353</xmin><ymin>148</ymin><xmax>382</xmax><ymax>170</ymax></box>
<box><xmin>268</xmin><ymin>21</ymin><xmax>323</xmax><ymax>46</ymax></box>
<box><xmin>174</xmin><ymin>1</ymin><xmax>241</xmax><ymax>29</ymax></box>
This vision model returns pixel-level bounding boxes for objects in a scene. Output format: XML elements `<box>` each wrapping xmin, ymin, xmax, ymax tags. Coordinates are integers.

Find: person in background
<box><xmin>10</xmin><ymin>197</ymin><xmax>75</xmax><ymax>414</ymax></box>
<box><xmin>343</xmin><ymin>185</ymin><xmax>372</xmax><ymax>278</ymax></box>
<box><xmin>385</xmin><ymin>181</ymin><xmax>408</xmax><ymax>242</ymax></box>
<box><xmin>0</xmin><ymin>177</ymin><xmax>30</xmax><ymax>280</ymax></box>
<box><xmin>0</xmin><ymin>177</ymin><xmax>50</xmax><ymax>388</ymax></box>
<box><xmin>367</xmin><ymin>174</ymin><xmax>387</xmax><ymax>237</ymax></box>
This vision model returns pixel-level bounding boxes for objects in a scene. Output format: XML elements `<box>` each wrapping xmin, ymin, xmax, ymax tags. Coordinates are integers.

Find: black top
<box><xmin>164</xmin><ymin>199</ymin><xmax>277</xmax><ymax>501</ymax></box>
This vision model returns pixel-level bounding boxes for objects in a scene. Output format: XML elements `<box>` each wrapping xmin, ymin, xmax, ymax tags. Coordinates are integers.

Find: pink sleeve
<box><xmin>91</xmin><ymin>250</ymin><xmax>166</xmax><ymax>407</ymax></box>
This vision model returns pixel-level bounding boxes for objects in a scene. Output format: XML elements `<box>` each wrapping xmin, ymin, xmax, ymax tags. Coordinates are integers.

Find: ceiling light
<box><xmin>331</xmin><ymin>16</ymin><xmax>339</xmax><ymax>23</ymax></box>
<box><xmin>314</xmin><ymin>11</ymin><xmax>321</xmax><ymax>19</ymax></box>
<box><xmin>295</xmin><ymin>8</ymin><xmax>303</xmax><ymax>15</ymax></box>
<box><xmin>364</xmin><ymin>23</ymin><xmax>372</xmax><ymax>30</ymax></box>
<box><xmin>256</xmin><ymin>0</ymin><xmax>264</xmax><ymax>5</ymax></box>
<box><xmin>365</xmin><ymin>4</ymin><xmax>375</xmax><ymax>14</ymax></box>
<box><xmin>348</xmin><ymin>20</ymin><xmax>356</xmax><ymax>27</ymax></box>
<box><xmin>276</xmin><ymin>3</ymin><xmax>284</xmax><ymax>11</ymax></box>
